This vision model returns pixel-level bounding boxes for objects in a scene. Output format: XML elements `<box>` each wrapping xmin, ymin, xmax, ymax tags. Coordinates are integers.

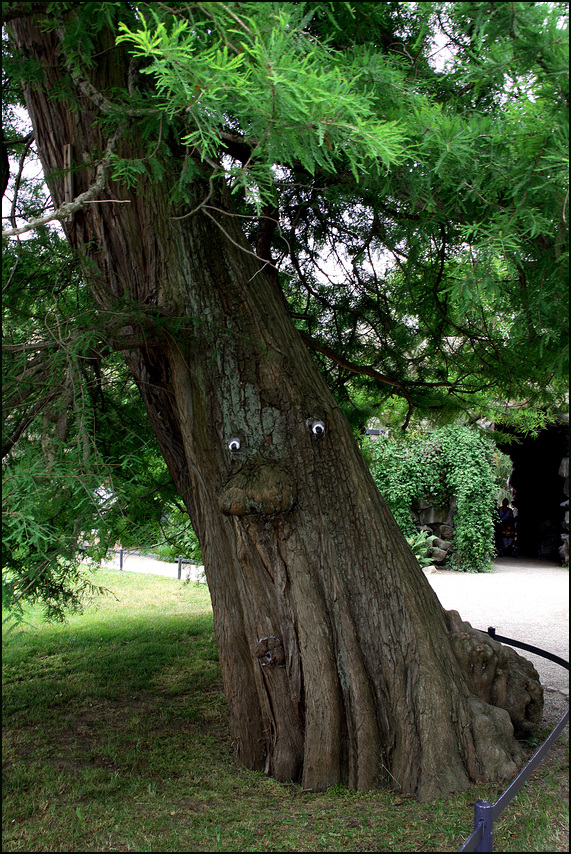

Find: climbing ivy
<box><xmin>368</xmin><ymin>425</ymin><xmax>497</xmax><ymax>572</ymax></box>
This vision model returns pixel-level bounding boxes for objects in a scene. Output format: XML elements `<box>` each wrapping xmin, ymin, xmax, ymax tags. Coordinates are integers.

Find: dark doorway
<box><xmin>498</xmin><ymin>421</ymin><xmax>569</xmax><ymax>562</ymax></box>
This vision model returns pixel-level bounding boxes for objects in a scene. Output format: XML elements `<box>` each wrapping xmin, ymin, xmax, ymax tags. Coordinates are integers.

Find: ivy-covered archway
<box><xmin>367</xmin><ymin>425</ymin><xmax>497</xmax><ymax>572</ymax></box>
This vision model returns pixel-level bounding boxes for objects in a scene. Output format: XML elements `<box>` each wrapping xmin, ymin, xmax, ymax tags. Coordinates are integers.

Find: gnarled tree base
<box><xmin>445</xmin><ymin>609</ymin><xmax>544</xmax><ymax>736</ymax></box>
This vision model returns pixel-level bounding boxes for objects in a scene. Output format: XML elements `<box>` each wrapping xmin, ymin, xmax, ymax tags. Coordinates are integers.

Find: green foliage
<box><xmin>276</xmin><ymin>1</ymin><xmax>568</xmax><ymax>427</ymax></box>
<box><xmin>116</xmin><ymin>3</ymin><xmax>407</xmax><ymax>209</ymax></box>
<box><xmin>438</xmin><ymin>428</ymin><xmax>497</xmax><ymax>572</ymax></box>
<box><xmin>368</xmin><ymin>433</ymin><xmax>439</xmax><ymax>538</ymax></box>
<box><xmin>2</xmin><ymin>232</ymin><xmax>201</xmax><ymax>621</ymax></box>
<box><xmin>493</xmin><ymin>449</ymin><xmax>514</xmax><ymax>504</ymax></box>
<box><xmin>369</xmin><ymin>425</ymin><xmax>497</xmax><ymax>571</ymax></box>
<box><xmin>406</xmin><ymin>529</ymin><xmax>437</xmax><ymax>569</ymax></box>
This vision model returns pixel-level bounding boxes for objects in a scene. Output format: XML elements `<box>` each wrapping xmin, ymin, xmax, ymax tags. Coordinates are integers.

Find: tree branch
<box><xmin>9</xmin><ymin>133</ymin><xmax>35</xmax><ymax>229</ymax></box>
<box><xmin>2</xmin><ymin>127</ymin><xmax>126</xmax><ymax>238</ymax></box>
<box><xmin>2</xmin><ymin>391</ymin><xmax>59</xmax><ymax>459</ymax></box>
<box><xmin>3</xmin><ymin>130</ymin><xmax>34</xmax><ymax>197</ymax></box>
<box><xmin>298</xmin><ymin>330</ymin><xmax>414</xmax><ymax>429</ymax></box>
<box><xmin>219</xmin><ymin>130</ymin><xmax>254</xmax><ymax>164</ymax></box>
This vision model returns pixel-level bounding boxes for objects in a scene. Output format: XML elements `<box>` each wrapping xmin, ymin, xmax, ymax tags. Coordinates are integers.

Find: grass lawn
<box><xmin>2</xmin><ymin>568</ymin><xmax>568</xmax><ymax>852</ymax></box>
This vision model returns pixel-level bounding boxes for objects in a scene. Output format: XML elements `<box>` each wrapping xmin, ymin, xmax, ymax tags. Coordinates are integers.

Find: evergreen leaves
<box><xmin>116</xmin><ymin>2</ymin><xmax>407</xmax><ymax>207</ymax></box>
<box><xmin>2</xmin><ymin>234</ymin><xmax>199</xmax><ymax>621</ymax></box>
<box><xmin>2</xmin><ymin>1</ymin><xmax>569</xmax><ymax>615</ymax></box>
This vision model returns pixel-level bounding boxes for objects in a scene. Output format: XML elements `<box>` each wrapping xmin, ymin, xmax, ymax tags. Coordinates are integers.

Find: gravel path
<box><xmin>104</xmin><ymin>551</ymin><xmax>206</xmax><ymax>582</ymax></box>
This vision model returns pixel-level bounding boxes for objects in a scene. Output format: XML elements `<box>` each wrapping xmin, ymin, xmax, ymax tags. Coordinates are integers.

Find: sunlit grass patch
<box><xmin>2</xmin><ymin>569</ymin><xmax>568</xmax><ymax>852</ymax></box>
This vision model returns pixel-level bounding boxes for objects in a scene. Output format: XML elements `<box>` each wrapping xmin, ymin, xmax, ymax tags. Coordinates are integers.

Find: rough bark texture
<box><xmin>9</xmin><ymin>13</ymin><xmax>543</xmax><ymax>801</ymax></box>
<box><xmin>445</xmin><ymin>610</ymin><xmax>544</xmax><ymax>736</ymax></box>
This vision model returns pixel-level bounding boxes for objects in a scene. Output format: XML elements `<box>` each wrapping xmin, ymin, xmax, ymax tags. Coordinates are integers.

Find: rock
<box><xmin>559</xmin><ymin>534</ymin><xmax>569</xmax><ymax>562</ymax></box>
<box><xmin>433</xmin><ymin>538</ymin><xmax>452</xmax><ymax>551</ymax></box>
<box><xmin>438</xmin><ymin>525</ymin><xmax>454</xmax><ymax>541</ymax></box>
<box><xmin>418</xmin><ymin>525</ymin><xmax>433</xmax><ymax>535</ymax></box>
<box><xmin>412</xmin><ymin>499</ymin><xmax>432</xmax><ymax>511</ymax></box>
<box><xmin>559</xmin><ymin>456</ymin><xmax>569</xmax><ymax>478</ymax></box>
<box><xmin>445</xmin><ymin>609</ymin><xmax>544</xmax><ymax>736</ymax></box>
<box><xmin>430</xmin><ymin>547</ymin><xmax>448</xmax><ymax>563</ymax></box>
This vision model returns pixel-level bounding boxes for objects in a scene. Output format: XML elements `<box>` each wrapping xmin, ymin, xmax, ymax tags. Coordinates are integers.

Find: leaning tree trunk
<box><xmin>9</xmin><ymin>13</ymin><xmax>543</xmax><ymax>801</ymax></box>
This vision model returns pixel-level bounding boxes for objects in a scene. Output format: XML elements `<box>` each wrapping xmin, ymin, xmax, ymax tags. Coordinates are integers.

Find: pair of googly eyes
<box><xmin>227</xmin><ymin>419</ymin><xmax>326</xmax><ymax>451</ymax></box>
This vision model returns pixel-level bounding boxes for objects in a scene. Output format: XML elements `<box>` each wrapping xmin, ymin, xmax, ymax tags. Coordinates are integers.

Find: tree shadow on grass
<box><xmin>3</xmin><ymin>609</ymin><xmax>230</xmax><ymax>789</ymax></box>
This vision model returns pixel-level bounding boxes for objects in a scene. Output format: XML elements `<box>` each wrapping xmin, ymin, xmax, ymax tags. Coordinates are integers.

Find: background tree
<box><xmin>2</xmin><ymin>230</ymin><xmax>202</xmax><ymax>619</ymax></box>
<box><xmin>3</xmin><ymin>1</ymin><xmax>565</xmax><ymax>799</ymax></box>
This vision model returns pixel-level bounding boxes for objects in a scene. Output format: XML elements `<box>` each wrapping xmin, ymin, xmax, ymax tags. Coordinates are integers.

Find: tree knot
<box><xmin>218</xmin><ymin>463</ymin><xmax>297</xmax><ymax>517</ymax></box>
<box><xmin>255</xmin><ymin>636</ymin><xmax>285</xmax><ymax>667</ymax></box>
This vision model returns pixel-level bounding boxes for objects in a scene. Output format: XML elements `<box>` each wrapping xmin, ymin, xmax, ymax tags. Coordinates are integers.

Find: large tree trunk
<box><xmin>9</xmin><ymin>13</ymin><xmax>542</xmax><ymax>800</ymax></box>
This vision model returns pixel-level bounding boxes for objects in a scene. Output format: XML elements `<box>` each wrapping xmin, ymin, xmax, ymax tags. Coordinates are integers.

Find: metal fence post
<box><xmin>119</xmin><ymin>548</ymin><xmax>123</xmax><ymax>571</ymax></box>
<box><xmin>178</xmin><ymin>555</ymin><xmax>182</xmax><ymax>580</ymax></box>
<box><xmin>473</xmin><ymin>800</ymin><xmax>494</xmax><ymax>852</ymax></box>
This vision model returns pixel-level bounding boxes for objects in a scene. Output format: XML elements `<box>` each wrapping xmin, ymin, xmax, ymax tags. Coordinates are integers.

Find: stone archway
<box><xmin>498</xmin><ymin>418</ymin><xmax>569</xmax><ymax>563</ymax></box>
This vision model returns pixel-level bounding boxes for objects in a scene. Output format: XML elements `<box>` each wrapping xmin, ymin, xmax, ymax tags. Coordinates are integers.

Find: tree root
<box><xmin>445</xmin><ymin>609</ymin><xmax>544</xmax><ymax>736</ymax></box>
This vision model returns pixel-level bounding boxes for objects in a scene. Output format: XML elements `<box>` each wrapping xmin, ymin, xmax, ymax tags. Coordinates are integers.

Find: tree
<box><xmin>3</xmin><ymin>1</ymin><xmax>564</xmax><ymax>799</ymax></box>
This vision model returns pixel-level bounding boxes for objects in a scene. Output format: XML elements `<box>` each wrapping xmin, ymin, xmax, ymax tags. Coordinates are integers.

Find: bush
<box><xmin>368</xmin><ymin>425</ymin><xmax>496</xmax><ymax>572</ymax></box>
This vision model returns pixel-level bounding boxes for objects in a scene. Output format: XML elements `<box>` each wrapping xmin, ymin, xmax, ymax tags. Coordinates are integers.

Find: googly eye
<box><xmin>228</xmin><ymin>437</ymin><xmax>241</xmax><ymax>452</ymax></box>
<box><xmin>306</xmin><ymin>418</ymin><xmax>326</xmax><ymax>438</ymax></box>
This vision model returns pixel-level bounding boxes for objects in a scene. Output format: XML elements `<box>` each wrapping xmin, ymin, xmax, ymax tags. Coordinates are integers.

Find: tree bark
<box><xmin>8</xmin><ymin>12</ymin><xmax>542</xmax><ymax>800</ymax></box>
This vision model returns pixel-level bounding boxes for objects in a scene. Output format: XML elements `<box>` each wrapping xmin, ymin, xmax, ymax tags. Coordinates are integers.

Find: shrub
<box><xmin>407</xmin><ymin>530</ymin><xmax>437</xmax><ymax>568</ymax></box>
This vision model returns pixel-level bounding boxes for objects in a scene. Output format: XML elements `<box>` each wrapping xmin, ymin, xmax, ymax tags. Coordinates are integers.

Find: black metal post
<box><xmin>473</xmin><ymin>800</ymin><xmax>494</xmax><ymax>852</ymax></box>
<box><xmin>119</xmin><ymin>548</ymin><xmax>123</xmax><ymax>571</ymax></box>
<box><xmin>178</xmin><ymin>555</ymin><xmax>182</xmax><ymax>580</ymax></box>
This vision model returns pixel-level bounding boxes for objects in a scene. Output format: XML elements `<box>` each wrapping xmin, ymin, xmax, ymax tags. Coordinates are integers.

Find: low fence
<box><xmin>458</xmin><ymin>628</ymin><xmax>569</xmax><ymax>853</ymax></box>
<box><xmin>117</xmin><ymin>548</ymin><xmax>202</xmax><ymax>580</ymax></box>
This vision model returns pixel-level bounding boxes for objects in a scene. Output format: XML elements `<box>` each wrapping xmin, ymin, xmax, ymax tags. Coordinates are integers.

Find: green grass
<box><xmin>2</xmin><ymin>569</ymin><xmax>568</xmax><ymax>852</ymax></box>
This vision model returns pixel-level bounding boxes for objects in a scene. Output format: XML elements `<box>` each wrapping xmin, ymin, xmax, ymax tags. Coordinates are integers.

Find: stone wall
<box><xmin>410</xmin><ymin>497</ymin><xmax>457</xmax><ymax>565</ymax></box>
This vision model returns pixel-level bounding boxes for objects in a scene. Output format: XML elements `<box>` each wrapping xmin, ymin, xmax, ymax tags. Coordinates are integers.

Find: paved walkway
<box><xmin>105</xmin><ymin>551</ymin><xmax>206</xmax><ymax>582</ymax></box>
<box><xmin>103</xmin><ymin>553</ymin><xmax>569</xmax><ymax>697</ymax></box>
